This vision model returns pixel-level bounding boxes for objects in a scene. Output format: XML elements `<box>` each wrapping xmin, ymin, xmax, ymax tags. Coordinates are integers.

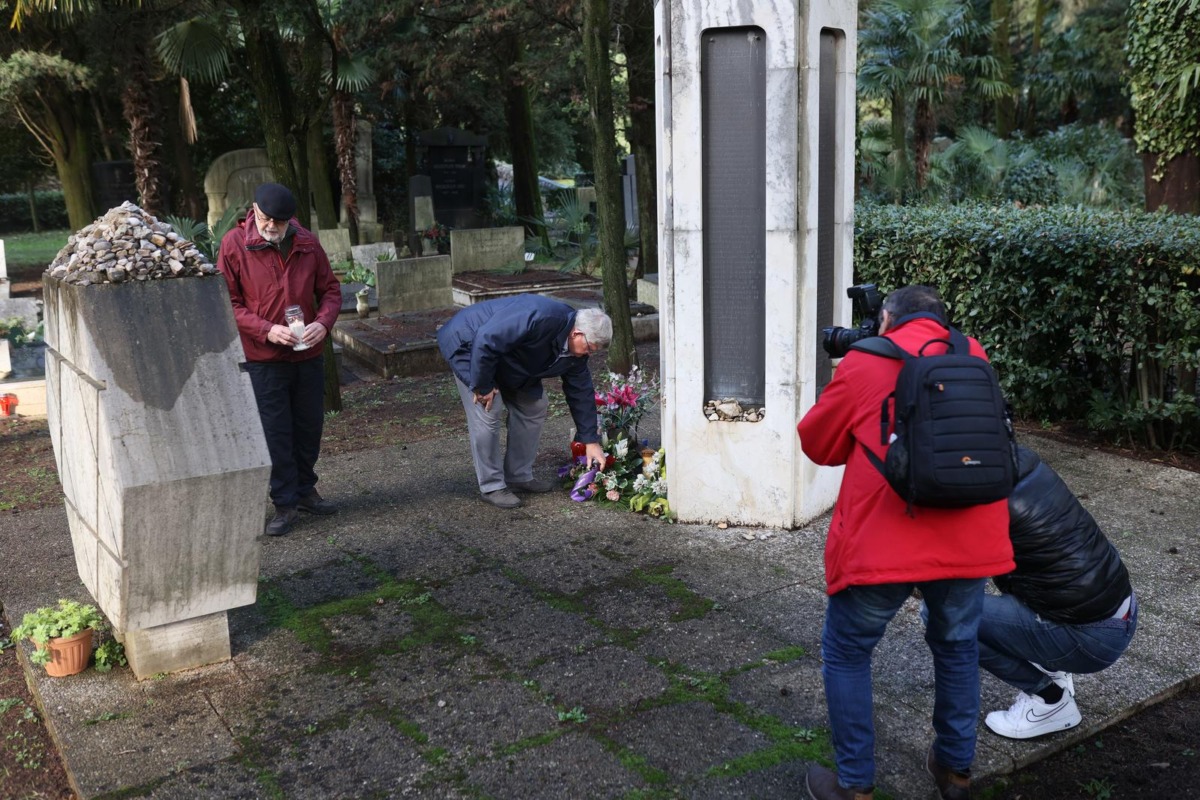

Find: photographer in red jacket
<box><xmin>218</xmin><ymin>183</ymin><xmax>341</xmax><ymax>536</ymax></box>
<box><xmin>798</xmin><ymin>285</ymin><xmax>1014</xmax><ymax>800</ymax></box>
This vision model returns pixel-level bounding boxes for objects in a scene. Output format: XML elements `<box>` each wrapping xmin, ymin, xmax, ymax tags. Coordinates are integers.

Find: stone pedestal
<box><xmin>656</xmin><ymin>0</ymin><xmax>857</xmax><ymax>527</ymax></box>
<box><xmin>43</xmin><ymin>275</ymin><xmax>271</xmax><ymax>679</ymax></box>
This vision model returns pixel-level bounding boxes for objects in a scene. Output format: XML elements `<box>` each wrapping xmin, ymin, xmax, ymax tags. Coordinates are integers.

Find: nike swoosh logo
<box><xmin>1026</xmin><ymin>702</ymin><xmax>1067</xmax><ymax>722</ymax></box>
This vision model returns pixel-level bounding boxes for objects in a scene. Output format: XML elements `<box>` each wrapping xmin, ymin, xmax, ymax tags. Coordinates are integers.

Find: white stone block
<box><xmin>44</xmin><ymin>276</ymin><xmax>272</xmax><ymax>678</ymax></box>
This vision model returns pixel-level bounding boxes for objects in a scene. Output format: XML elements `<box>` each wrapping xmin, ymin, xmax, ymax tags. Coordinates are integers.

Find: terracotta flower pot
<box><xmin>37</xmin><ymin>629</ymin><xmax>94</xmax><ymax>677</ymax></box>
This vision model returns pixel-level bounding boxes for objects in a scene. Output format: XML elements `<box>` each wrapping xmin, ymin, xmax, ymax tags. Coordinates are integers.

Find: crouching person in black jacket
<box><xmin>979</xmin><ymin>445</ymin><xmax>1137</xmax><ymax>739</ymax></box>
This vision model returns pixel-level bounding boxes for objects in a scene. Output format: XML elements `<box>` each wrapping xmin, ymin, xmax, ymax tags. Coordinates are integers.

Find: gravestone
<box><xmin>448</xmin><ymin>227</ymin><xmax>524</xmax><ymax>273</ymax></box>
<box><xmin>42</xmin><ymin>203</ymin><xmax>271</xmax><ymax>678</ymax></box>
<box><xmin>203</xmin><ymin>148</ymin><xmax>273</xmax><ymax>228</ymax></box>
<box><xmin>374</xmin><ymin>255</ymin><xmax>453</xmax><ymax>314</ymax></box>
<box><xmin>657</xmin><ymin>1</ymin><xmax>857</xmax><ymax>527</ymax></box>
<box><xmin>622</xmin><ymin>154</ymin><xmax>639</xmax><ymax>231</ymax></box>
<box><xmin>414</xmin><ymin>128</ymin><xmax>488</xmax><ymax>230</ymax></box>
<box><xmin>351</xmin><ymin>242</ymin><xmax>398</xmax><ymax>269</ymax></box>
<box><xmin>408</xmin><ymin>175</ymin><xmax>437</xmax><ymax>256</ymax></box>
<box><xmin>636</xmin><ymin>273</ymin><xmax>658</xmax><ymax>308</ymax></box>
<box><xmin>0</xmin><ymin>238</ymin><xmax>40</xmax><ymax>333</ymax></box>
<box><xmin>317</xmin><ymin>228</ymin><xmax>352</xmax><ymax>265</ymax></box>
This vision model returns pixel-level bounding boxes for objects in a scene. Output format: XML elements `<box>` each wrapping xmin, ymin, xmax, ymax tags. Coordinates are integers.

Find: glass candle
<box><xmin>284</xmin><ymin>305</ymin><xmax>309</xmax><ymax>351</ymax></box>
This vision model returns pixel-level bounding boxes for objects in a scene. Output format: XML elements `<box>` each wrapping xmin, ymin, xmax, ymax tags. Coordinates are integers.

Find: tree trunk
<box><xmin>1022</xmin><ymin>0</ymin><xmax>1046</xmax><ymax>136</ymax></box>
<box><xmin>622</xmin><ymin>0</ymin><xmax>657</xmax><ymax>282</ymax></box>
<box><xmin>25</xmin><ymin>180</ymin><xmax>40</xmax><ymax>233</ymax></box>
<box><xmin>890</xmin><ymin>88</ymin><xmax>908</xmax><ymax>201</ymax></box>
<box><xmin>992</xmin><ymin>0</ymin><xmax>1014</xmax><ymax>138</ymax></box>
<box><xmin>59</xmin><ymin>116</ymin><xmax>95</xmax><ymax>230</ymax></box>
<box><xmin>332</xmin><ymin>90</ymin><xmax>359</xmax><ymax>247</ymax></box>
<box><xmin>913</xmin><ymin>97</ymin><xmax>935</xmax><ymax>190</ymax></box>
<box><xmin>231</xmin><ymin>0</ymin><xmax>310</xmax><ymax>223</ymax></box>
<box><xmin>121</xmin><ymin>38</ymin><xmax>167</xmax><ymax>217</ymax></box>
<box><xmin>307</xmin><ymin>120</ymin><xmax>339</xmax><ymax>231</ymax></box>
<box><xmin>160</xmin><ymin>80</ymin><xmax>203</xmax><ymax>220</ymax></box>
<box><xmin>1143</xmin><ymin>151</ymin><xmax>1200</xmax><ymax>214</ymax></box>
<box><xmin>322</xmin><ymin>336</ymin><xmax>342</xmax><ymax>413</ymax></box>
<box><xmin>503</xmin><ymin>36</ymin><xmax>551</xmax><ymax>250</ymax></box>
<box><xmin>582</xmin><ymin>0</ymin><xmax>635</xmax><ymax>374</ymax></box>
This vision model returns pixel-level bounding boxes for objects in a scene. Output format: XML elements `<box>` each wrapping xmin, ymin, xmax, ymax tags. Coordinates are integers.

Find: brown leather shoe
<box><xmin>805</xmin><ymin>764</ymin><xmax>874</xmax><ymax>800</ymax></box>
<box><xmin>926</xmin><ymin>745</ymin><xmax>971</xmax><ymax>800</ymax></box>
<box><xmin>266</xmin><ymin>506</ymin><xmax>298</xmax><ymax>536</ymax></box>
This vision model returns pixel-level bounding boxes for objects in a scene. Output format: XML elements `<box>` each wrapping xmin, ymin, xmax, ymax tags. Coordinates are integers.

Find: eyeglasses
<box><xmin>253</xmin><ymin>205</ymin><xmax>289</xmax><ymax>226</ymax></box>
<box><xmin>574</xmin><ymin>330</ymin><xmax>602</xmax><ymax>355</ymax></box>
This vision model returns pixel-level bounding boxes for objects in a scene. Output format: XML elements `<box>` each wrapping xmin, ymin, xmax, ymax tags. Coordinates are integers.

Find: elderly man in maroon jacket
<box><xmin>797</xmin><ymin>285</ymin><xmax>1014</xmax><ymax>800</ymax></box>
<box><xmin>218</xmin><ymin>183</ymin><xmax>342</xmax><ymax>536</ymax></box>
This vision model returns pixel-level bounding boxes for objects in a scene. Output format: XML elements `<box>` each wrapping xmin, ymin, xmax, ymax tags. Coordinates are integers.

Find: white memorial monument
<box><xmin>656</xmin><ymin>0</ymin><xmax>858</xmax><ymax>527</ymax></box>
<box><xmin>43</xmin><ymin>205</ymin><xmax>272</xmax><ymax>677</ymax></box>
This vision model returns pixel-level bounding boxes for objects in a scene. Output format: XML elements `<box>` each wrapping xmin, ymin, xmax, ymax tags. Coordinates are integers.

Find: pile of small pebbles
<box><xmin>704</xmin><ymin>398</ymin><xmax>766</xmax><ymax>423</ymax></box>
<box><xmin>46</xmin><ymin>201</ymin><xmax>217</xmax><ymax>286</ymax></box>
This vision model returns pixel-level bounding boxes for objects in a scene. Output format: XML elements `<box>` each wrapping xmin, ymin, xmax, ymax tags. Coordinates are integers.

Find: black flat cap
<box><xmin>254</xmin><ymin>183</ymin><xmax>296</xmax><ymax>220</ymax></box>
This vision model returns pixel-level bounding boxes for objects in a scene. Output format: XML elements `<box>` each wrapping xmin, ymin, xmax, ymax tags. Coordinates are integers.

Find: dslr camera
<box><xmin>821</xmin><ymin>283</ymin><xmax>883</xmax><ymax>359</ymax></box>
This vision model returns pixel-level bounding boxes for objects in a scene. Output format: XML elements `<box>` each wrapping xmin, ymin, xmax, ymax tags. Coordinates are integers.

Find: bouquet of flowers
<box><xmin>593</xmin><ymin>365</ymin><xmax>659</xmax><ymax>439</ymax></box>
<box><xmin>559</xmin><ymin>433</ymin><xmax>671</xmax><ymax>519</ymax></box>
<box><xmin>420</xmin><ymin>222</ymin><xmax>452</xmax><ymax>251</ymax></box>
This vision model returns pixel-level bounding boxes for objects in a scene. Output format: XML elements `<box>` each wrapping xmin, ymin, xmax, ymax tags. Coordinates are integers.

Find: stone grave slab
<box><xmin>330</xmin><ymin>306</ymin><xmax>457</xmax><ymax>379</ymax></box>
<box><xmin>350</xmin><ymin>242</ymin><xmax>398</xmax><ymax>268</ymax></box>
<box><xmin>317</xmin><ymin>227</ymin><xmax>352</xmax><ymax>265</ymax></box>
<box><xmin>448</xmin><ymin>226</ymin><xmax>525</xmax><ymax>273</ymax></box>
<box><xmin>451</xmin><ymin>268</ymin><xmax>600</xmax><ymax>306</ymax></box>
<box><xmin>375</xmin><ymin>255</ymin><xmax>453</xmax><ymax>314</ymax></box>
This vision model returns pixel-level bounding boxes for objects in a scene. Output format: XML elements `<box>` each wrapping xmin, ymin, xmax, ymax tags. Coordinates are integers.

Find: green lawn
<box><xmin>3</xmin><ymin>229</ymin><xmax>70</xmax><ymax>279</ymax></box>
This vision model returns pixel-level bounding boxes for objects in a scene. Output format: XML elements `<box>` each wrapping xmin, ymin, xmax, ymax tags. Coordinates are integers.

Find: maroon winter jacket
<box><xmin>217</xmin><ymin>213</ymin><xmax>341</xmax><ymax>363</ymax></box>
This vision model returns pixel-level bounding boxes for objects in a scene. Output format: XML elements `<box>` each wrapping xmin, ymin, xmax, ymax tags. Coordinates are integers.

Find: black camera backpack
<box><xmin>850</xmin><ymin>325</ymin><xmax>1016</xmax><ymax>513</ymax></box>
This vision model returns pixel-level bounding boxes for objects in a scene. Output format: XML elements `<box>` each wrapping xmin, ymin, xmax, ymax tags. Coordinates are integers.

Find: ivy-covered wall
<box><xmin>1127</xmin><ymin>0</ymin><xmax>1200</xmax><ymax>210</ymax></box>
<box><xmin>854</xmin><ymin>203</ymin><xmax>1200</xmax><ymax>450</ymax></box>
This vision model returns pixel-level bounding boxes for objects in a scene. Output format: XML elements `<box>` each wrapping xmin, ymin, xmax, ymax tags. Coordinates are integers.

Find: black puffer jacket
<box><xmin>995</xmin><ymin>446</ymin><xmax>1132</xmax><ymax>624</ymax></box>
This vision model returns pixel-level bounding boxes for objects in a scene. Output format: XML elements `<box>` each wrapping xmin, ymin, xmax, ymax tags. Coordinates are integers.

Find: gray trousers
<box><xmin>454</xmin><ymin>377</ymin><xmax>549</xmax><ymax>492</ymax></box>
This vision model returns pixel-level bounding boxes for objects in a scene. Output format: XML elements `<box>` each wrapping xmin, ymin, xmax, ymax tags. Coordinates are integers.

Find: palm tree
<box><xmin>858</xmin><ymin>0</ymin><xmax>1008</xmax><ymax>191</ymax></box>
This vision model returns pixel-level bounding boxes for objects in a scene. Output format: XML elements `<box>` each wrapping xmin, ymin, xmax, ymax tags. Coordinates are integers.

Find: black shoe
<box><xmin>508</xmin><ymin>478</ymin><xmax>555</xmax><ymax>493</ymax></box>
<box><xmin>298</xmin><ymin>489</ymin><xmax>338</xmax><ymax>515</ymax></box>
<box><xmin>805</xmin><ymin>764</ymin><xmax>874</xmax><ymax>800</ymax></box>
<box><xmin>480</xmin><ymin>488</ymin><xmax>522</xmax><ymax>508</ymax></box>
<box><xmin>926</xmin><ymin>745</ymin><xmax>971</xmax><ymax>800</ymax></box>
<box><xmin>266</xmin><ymin>506</ymin><xmax>298</xmax><ymax>536</ymax></box>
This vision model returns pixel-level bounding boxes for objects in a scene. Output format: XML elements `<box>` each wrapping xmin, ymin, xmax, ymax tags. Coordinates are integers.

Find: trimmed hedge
<box><xmin>0</xmin><ymin>190</ymin><xmax>69</xmax><ymax>234</ymax></box>
<box><xmin>854</xmin><ymin>203</ymin><xmax>1200</xmax><ymax>450</ymax></box>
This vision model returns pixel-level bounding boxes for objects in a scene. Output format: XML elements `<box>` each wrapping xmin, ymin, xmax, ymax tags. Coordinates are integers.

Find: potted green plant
<box><xmin>342</xmin><ymin>263</ymin><xmax>376</xmax><ymax>319</ymax></box>
<box><xmin>11</xmin><ymin>599</ymin><xmax>108</xmax><ymax>677</ymax></box>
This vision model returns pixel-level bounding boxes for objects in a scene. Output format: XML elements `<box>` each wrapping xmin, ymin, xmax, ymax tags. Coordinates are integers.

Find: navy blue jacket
<box><xmin>437</xmin><ymin>295</ymin><xmax>600</xmax><ymax>444</ymax></box>
<box><xmin>996</xmin><ymin>446</ymin><xmax>1132</xmax><ymax>624</ymax></box>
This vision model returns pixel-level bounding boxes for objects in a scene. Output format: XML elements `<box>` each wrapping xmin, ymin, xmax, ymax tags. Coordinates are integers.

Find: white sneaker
<box><xmin>985</xmin><ymin>691</ymin><xmax>1082</xmax><ymax>739</ymax></box>
<box><xmin>1030</xmin><ymin>662</ymin><xmax>1076</xmax><ymax>697</ymax></box>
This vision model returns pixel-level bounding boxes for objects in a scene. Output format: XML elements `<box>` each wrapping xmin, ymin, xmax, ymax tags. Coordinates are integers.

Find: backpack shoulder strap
<box><xmin>946</xmin><ymin>326</ymin><xmax>971</xmax><ymax>355</ymax></box>
<box><xmin>848</xmin><ymin>336</ymin><xmax>907</xmax><ymax>360</ymax></box>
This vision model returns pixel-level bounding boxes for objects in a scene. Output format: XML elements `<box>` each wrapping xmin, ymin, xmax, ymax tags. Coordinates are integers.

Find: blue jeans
<box><xmin>822</xmin><ymin>579</ymin><xmax>986</xmax><ymax>790</ymax></box>
<box><xmin>978</xmin><ymin>593</ymin><xmax>1137</xmax><ymax>695</ymax></box>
